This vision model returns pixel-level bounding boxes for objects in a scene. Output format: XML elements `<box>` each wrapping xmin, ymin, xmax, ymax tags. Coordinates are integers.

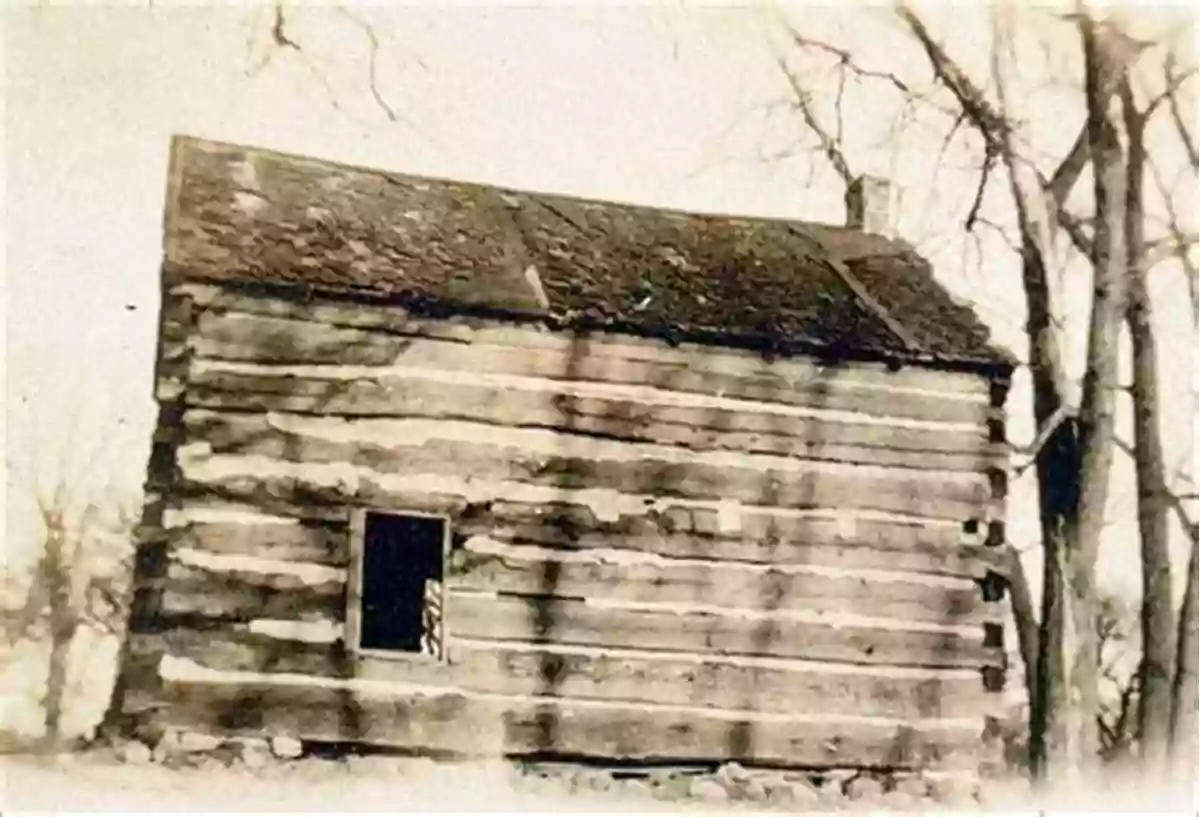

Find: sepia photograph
<box><xmin>2</xmin><ymin>0</ymin><xmax>1197</xmax><ymax>812</ymax></box>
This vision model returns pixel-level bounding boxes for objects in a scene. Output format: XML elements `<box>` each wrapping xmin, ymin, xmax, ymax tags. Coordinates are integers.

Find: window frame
<box><xmin>345</xmin><ymin>507</ymin><xmax>451</xmax><ymax>663</ymax></box>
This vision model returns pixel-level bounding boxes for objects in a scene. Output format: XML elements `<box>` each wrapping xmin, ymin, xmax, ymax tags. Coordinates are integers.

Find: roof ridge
<box><xmin>787</xmin><ymin>226</ymin><xmax>924</xmax><ymax>353</ymax></box>
<box><xmin>177</xmin><ymin>134</ymin><xmax>915</xmax><ymax>247</ymax></box>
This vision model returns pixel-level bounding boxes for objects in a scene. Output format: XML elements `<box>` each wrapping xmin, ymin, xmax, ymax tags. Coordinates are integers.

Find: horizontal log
<box><xmin>164</xmin><ymin>521</ymin><xmax>349</xmax><ymax>566</ymax></box>
<box><xmin>148</xmin><ymin>559</ymin><xmax>996</xmax><ymax>668</ymax></box>
<box><xmin>157</xmin><ymin>496</ymin><xmax>1001</xmax><ymax>580</ymax></box>
<box><xmin>444</xmin><ymin>543</ymin><xmax>989</xmax><ymax>625</ymax></box>
<box><xmin>179</xmin><ymin>411</ymin><xmax>990</xmax><ymax>520</ymax></box>
<box><xmin>178</xmin><ymin>285</ymin><xmax>991</xmax><ymax>397</ymax></box>
<box><xmin>158</xmin><ymin>561</ymin><xmax>344</xmax><ymax>621</ymax></box>
<box><xmin>162</xmin><ymin>499</ymin><xmax>351</xmax><ymax>526</ymax></box>
<box><xmin>152</xmin><ymin>538</ymin><xmax>991</xmax><ymax>630</ymax></box>
<box><xmin>461</xmin><ymin>501</ymin><xmax>1003</xmax><ymax>578</ymax></box>
<box><xmin>472</xmin><ymin>525</ymin><xmax>1001</xmax><ymax>579</ymax></box>
<box><xmin>183</xmin><ymin>367</ymin><xmax>1002</xmax><ymax>472</ymax></box>
<box><xmin>447</xmin><ymin>593</ymin><xmax>998</xmax><ymax>670</ymax></box>
<box><xmin>188</xmin><ymin>310</ymin><xmax>991</xmax><ymax>424</ymax></box>
<box><xmin>170</xmin><ymin>474</ymin><xmax>1002</xmax><ymax>578</ymax></box>
<box><xmin>150</xmin><ymin>673</ymin><xmax>984</xmax><ymax>769</ymax></box>
<box><xmin>129</xmin><ymin>628</ymin><xmax>991</xmax><ymax>720</ymax></box>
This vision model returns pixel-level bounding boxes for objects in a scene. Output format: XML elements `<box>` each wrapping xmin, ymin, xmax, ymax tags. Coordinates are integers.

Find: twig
<box><xmin>834</xmin><ymin>61</ymin><xmax>847</xmax><ymax>147</ymax></box>
<box><xmin>1147</xmin><ymin>152</ymin><xmax>1199</xmax><ymax>317</ymax></box>
<box><xmin>1115</xmin><ymin>435</ymin><xmax>1200</xmax><ymax>546</ymax></box>
<box><xmin>1143</xmin><ymin>232</ymin><xmax>1200</xmax><ymax>271</ymax></box>
<box><xmin>965</xmin><ymin>148</ymin><xmax>996</xmax><ymax>232</ymax></box>
<box><xmin>785</xmin><ymin>28</ymin><xmax>912</xmax><ymax>95</ymax></box>
<box><xmin>1163</xmin><ymin>53</ymin><xmax>1200</xmax><ymax>173</ymax></box>
<box><xmin>777</xmin><ymin>56</ymin><xmax>855</xmax><ymax>187</ymax></box>
<box><xmin>272</xmin><ymin>0</ymin><xmax>300</xmax><ymax>51</ymax></box>
<box><xmin>1143</xmin><ymin>57</ymin><xmax>1198</xmax><ymax>119</ymax></box>
<box><xmin>335</xmin><ymin>5</ymin><xmax>398</xmax><ymax>122</ymax></box>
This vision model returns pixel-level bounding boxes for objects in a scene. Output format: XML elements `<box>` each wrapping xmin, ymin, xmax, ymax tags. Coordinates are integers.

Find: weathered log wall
<box><xmin>122</xmin><ymin>281</ymin><xmax>1011</xmax><ymax>772</ymax></box>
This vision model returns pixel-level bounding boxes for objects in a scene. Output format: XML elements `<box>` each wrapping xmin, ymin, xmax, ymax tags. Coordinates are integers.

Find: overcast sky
<box><xmin>4</xmin><ymin>1</ymin><xmax>1196</xmax><ymax>603</ymax></box>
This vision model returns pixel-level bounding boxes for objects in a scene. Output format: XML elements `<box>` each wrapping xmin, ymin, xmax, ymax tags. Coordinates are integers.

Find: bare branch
<box><xmin>1045</xmin><ymin>30</ymin><xmax>1146</xmax><ymax>207</ymax></box>
<box><xmin>898</xmin><ymin>4</ymin><xmax>1011</xmax><ymax>152</ymax></box>
<box><xmin>834</xmin><ymin>61</ymin><xmax>847</xmax><ymax>146</ymax></box>
<box><xmin>1115</xmin><ymin>435</ymin><xmax>1200</xmax><ymax>546</ymax></box>
<box><xmin>777</xmin><ymin>56</ymin><xmax>855</xmax><ymax>187</ymax></box>
<box><xmin>335</xmin><ymin>6</ymin><xmax>398</xmax><ymax>122</ymax></box>
<box><xmin>1012</xmin><ymin>402</ymin><xmax>1078</xmax><ymax>478</ymax></box>
<box><xmin>272</xmin><ymin>0</ymin><xmax>300</xmax><ymax>51</ymax></box>
<box><xmin>965</xmin><ymin>149</ymin><xmax>996</xmax><ymax>232</ymax></box>
<box><xmin>1143</xmin><ymin>59</ymin><xmax>1198</xmax><ymax>119</ymax></box>
<box><xmin>1169</xmin><ymin>90</ymin><xmax>1199</xmax><ymax>173</ymax></box>
<box><xmin>1056</xmin><ymin>204</ymin><xmax>1094</xmax><ymax>258</ymax></box>
<box><xmin>1163</xmin><ymin>52</ymin><xmax>1200</xmax><ymax>172</ymax></box>
<box><xmin>974</xmin><ymin>214</ymin><xmax>1022</xmax><ymax>253</ymax></box>
<box><xmin>1147</xmin><ymin>151</ymin><xmax>1199</xmax><ymax>316</ymax></box>
<box><xmin>1143</xmin><ymin>232</ymin><xmax>1200</xmax><ymax>271</ymax></box>
<box><xmin>785</xmin><ymin>28</ymin><xmax>911</xmax><ymax>95</ymax></box>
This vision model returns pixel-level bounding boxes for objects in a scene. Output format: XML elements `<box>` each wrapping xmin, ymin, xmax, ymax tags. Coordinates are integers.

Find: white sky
<box><xmin>3</xmin><ymin>1</ymin><xmax>1196</xmax><ymax>606</ymax></box>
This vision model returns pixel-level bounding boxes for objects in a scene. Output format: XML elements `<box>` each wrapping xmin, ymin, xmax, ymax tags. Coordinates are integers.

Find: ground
<box><xmin>0</xmin><ymin>747</ymin><xmax>978</xmax><ymax>813</ymax></box>
<box><xmin>1</xmin><ymin>745</ymin><xmax>1195</xmax><ymax>813</ymax></box>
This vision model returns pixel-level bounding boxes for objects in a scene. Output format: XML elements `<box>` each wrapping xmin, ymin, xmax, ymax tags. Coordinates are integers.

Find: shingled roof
<box><xmin>164</xmin><ymin>135</ymin><xmax>1014</xmax><ymax>374</ymax></box>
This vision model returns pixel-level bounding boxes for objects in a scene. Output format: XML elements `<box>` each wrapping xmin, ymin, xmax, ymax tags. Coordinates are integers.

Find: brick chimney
<box><xmin>844</xmin><ymin>175</ymin><xmax>892</xmax><ymax>236</ymax></box>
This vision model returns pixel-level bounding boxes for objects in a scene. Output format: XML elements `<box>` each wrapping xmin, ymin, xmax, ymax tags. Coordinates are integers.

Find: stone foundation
<box><xmin>115</xmin><ymin>730</ymin><xmax>999</xmax><ymax>809</ymax></box>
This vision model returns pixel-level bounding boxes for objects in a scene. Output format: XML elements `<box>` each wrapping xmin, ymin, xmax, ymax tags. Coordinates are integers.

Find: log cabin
<box><xmin>115</xmin><ymin>134</ymin><xmax>1017</xmax><ymax>775</ymax></box>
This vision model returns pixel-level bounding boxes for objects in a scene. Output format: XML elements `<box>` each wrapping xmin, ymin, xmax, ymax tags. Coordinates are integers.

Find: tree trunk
<box><xmin>1022</xmin><ymin>242</ymin><xmax>1078</xmax><ymax>781</ymax></box>
<box><xmin>1005</xmin><ymin>542</ymin><xmax>1041</xmax><ymax>714</ymax></box>
<box><xmin>1121</xmin><ymin>81</ymin><xmax>1176</xmax><ymax>774</ymax></box>
<box><xmin>1063</xmin><ymin>15</ymin><xmax>1129</xmax><ymax>779</ymax></box>
<box><xmin>1170</xmin><ymin>534</ymin><xmax>1198</xmax><ymax>777</ymax></box>
<box><xmin>38</xmin><ymin>513</ymin><xmax>77</xmax><ymax>750</ymax></box>
<box><xmin>1036</xmin><ymin>523</ymin><xmax>1072</xmax><ymax>780</ymax></box>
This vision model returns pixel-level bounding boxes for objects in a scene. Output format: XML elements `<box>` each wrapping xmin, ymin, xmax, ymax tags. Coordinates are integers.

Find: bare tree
<box><xmin>772</xmin><ymin>3</ymin><xmax>1195</xmax><ymax>784</ymax></box>
<box><xmin>1119</xmin><ymin>71</ymin><xmax>1175</xmax><ymax>772</ymax></box>
<box><xmin>1060</xmin><ymin>15</ymin><xmax>1130</xmax><ymax>774</ymax></box>
<box><xmin>4</xmin><ymin>471</ymin><xmax>135</xmax><ymax>749</ymax></box>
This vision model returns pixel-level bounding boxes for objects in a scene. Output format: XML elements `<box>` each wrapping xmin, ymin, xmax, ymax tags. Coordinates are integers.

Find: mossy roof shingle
<box><xmin>164</xmin><ymin>135</ymin><xmax>1014</xmax><ymax>373</ymax></box>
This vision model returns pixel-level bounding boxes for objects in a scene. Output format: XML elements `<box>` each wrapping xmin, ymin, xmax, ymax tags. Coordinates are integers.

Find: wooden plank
<box><xmin>444</xmin><ymin>545</ymin><xmax>990</xmax><ymax>625</ymax></box>
<box><xmin>130</xmin><ymin>628</ymin><xmax>991</xmax><ymax>720</ymax></box>
<box><xmin>179</xmin><ymin>412</ymin><xmax>990</xmax><ymax>520</ymax></box>
<box><xmin>187</xmin><ymin>311</ymin><xmax>990</xmax><ymax>424</ymax></box>
<box><xmin>446</xmin><ymin>594</ymin><xmax>998</xmax><ymax>670</ymax></box>
<box><xmin>183</xmin><ymin>368</ymin><xmax>1003</xmax><ymax>472</ymax></box>
<box><xmin>151</xmin><ymin>675</ymin><xmax>984</xmax><ymax>769</ymax></box>
<box><xmin>178</xmin><ymin>285</ymin><xmax>990</xmax><ymax>397</ymax></box>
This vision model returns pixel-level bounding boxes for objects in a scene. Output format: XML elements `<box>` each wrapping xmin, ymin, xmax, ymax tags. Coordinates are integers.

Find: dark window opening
<box><xmin>359</xmin><ymin>512</ymin><xmax>446</xmax><ymax>656</ymax></box>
